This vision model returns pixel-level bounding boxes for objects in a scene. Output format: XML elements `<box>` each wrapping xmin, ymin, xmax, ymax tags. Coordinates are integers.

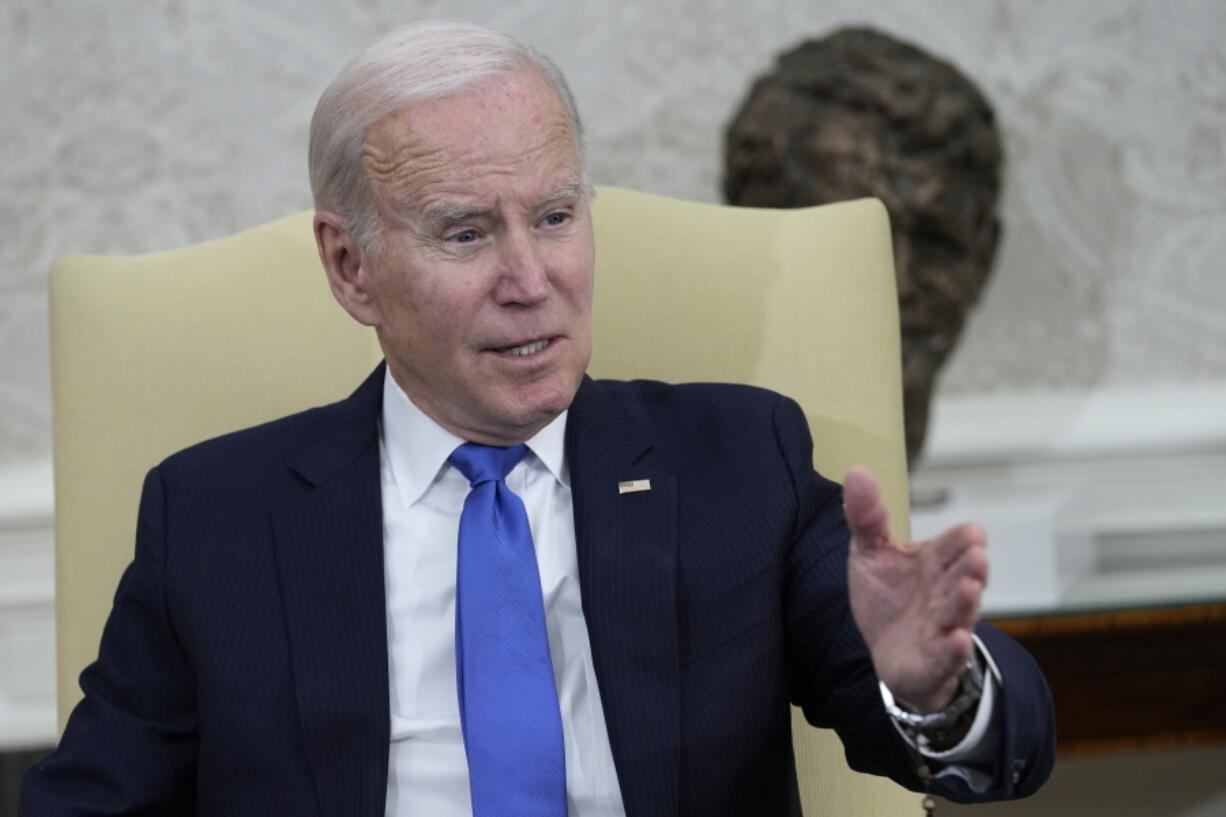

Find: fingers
<box><xmin>933</xmin><ymin>628</ymin><xmax>976</xmax><ymax>680</ymax></box>
<box><xmin>843</xmin><ymin>466</ymin><xmax>892</xmax><ymax>550</ymax></box>
<box><xmin>932</xmin><ymin>521</ymin><xmax>987</xmax><ymax>570</ymax></box>
<box><xmin>929</xmin><ymin>538</ymin><xmax>988</xmax><ymax>632</ymax></box>
<box><xmin>942</xmin><ymin>527</ymin><xmax>989</xmax><ymax>584</ymax></box>
<box><xmin>938</xmin><ymin>573</ymin><xmax>984</xmax><ymax>631</ymax></box>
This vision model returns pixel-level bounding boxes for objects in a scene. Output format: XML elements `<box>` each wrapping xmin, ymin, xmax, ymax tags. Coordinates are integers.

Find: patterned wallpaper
<box><xmin>4</xmin><ymin>0</ymin><xmax>1225</xmax><ymax>462</ymax></box>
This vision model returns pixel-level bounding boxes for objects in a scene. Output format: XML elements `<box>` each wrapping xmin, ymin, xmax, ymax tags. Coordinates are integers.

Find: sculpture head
<box><xmin>724</xmin><ymin>27</ymin><xmax>1003</xmax><ymax>465</ymax></box>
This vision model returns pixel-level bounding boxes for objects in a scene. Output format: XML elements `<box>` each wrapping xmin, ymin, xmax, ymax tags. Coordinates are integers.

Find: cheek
<box><xmin>412</xmin><ymin>285</ymin><xmax>491</xmax><ymax>352</ymax></box>
<box><xmin>558</xmin><ymin>245</ymin><xmax>596</xmax><ymax>304</ymax></box>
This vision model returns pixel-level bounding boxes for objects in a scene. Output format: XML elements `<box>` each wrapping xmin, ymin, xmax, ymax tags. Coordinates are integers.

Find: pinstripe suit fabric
<box><xmin>22</xmin><ymin>364</ymin><xmax>1054</xmax><ymax>815</ymax></box>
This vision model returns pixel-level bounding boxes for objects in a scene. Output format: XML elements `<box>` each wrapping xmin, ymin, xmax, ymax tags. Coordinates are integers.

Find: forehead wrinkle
<box><xmin>440</xmin><ymin>120</ymin><xmax>578</xmax><ymax>181</ymax></box>
<box><xmin>363</xmin><ymin>113</ymin><xmax>583</xmax><ymax>226</ymax></box>
<box><xmin>361</xmin><ymin>136</ymin><xmax>452</xmax><ymax>201</ymax></box>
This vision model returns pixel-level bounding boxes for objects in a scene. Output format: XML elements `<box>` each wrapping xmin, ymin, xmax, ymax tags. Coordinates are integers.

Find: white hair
<box><xmin>308</xmin><ymin>19</ymin><xmax>587</xmax><ymax>248</ymax></box>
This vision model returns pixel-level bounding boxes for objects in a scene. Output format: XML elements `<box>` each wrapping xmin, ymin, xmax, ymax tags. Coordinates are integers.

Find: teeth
<box><xmin>507</xmin><ymin>339</ymin><xmax>549</xmax><ymax>356</ymax></box>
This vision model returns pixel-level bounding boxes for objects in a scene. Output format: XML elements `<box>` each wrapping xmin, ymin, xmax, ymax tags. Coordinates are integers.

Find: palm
<box><xmin>843</xmin><ymin>467</ymin><xmax>987</xmax><ymax>712</ymax></box>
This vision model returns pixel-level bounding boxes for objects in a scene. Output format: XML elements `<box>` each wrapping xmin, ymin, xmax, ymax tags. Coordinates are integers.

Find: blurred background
<box><xmin>2</xmin><ymin>0</ymin><xmax>1224</xmax><ymax>813</ymax></box>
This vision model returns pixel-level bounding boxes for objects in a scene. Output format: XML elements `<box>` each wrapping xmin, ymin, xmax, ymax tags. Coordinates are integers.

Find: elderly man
<box><xmin>23</xmin><ymin>20</ymin><xmax>1053</xmax><ymax>817</ymax></box>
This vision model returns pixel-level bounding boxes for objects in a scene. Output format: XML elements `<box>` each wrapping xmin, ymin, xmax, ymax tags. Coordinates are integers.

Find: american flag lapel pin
<box><xmin>618</xmin><ymin>479</ymin><xmax>652</xmax><ymax>495</ymax></box>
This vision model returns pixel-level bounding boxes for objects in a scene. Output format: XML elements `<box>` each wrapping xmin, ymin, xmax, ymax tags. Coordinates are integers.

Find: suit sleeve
<box><xmin>770</xmin><ymin>394</ymin><xmax>1055</xmax><ymax>802</ymax></box>
<box><xmin>21</xmin><ymin>467</ymin><xmax>198</xmax><ymax>815</ymax></box>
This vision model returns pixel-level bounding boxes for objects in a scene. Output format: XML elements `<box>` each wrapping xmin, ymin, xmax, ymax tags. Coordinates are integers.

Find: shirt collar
<box><xmin>380</xmin><ymin>368</ymin><xmax>570</xmax><ymax>508</ymax></box>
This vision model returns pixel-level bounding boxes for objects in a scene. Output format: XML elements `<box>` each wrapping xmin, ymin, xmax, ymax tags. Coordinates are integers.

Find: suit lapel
<box><xmin>273</xmin><ymin>364</ymin><xmax>389</xmax><ymax>817</ymax></box>
<box><xmin>567</xmin><ymin>378</ymin><xmax>681</xmax><ymax>817</ymax></box>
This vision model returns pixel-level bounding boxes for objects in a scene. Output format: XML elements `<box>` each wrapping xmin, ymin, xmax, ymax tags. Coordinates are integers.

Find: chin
<box><xmin>515</xmin><ymin>388</ymin><xmax>575</xmax><ymax>423</ymax></box>
<box><xmin>503</xmin><ymin>374</ymin><xmax>581</xmax><ymax>426</ymax></box>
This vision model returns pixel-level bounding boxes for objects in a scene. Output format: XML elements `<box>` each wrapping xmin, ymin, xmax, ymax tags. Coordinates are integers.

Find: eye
<box><xmin>450</xmin><ymin>229</ymin><xmax>480</xmax><ymax>244</ymax></box>
<box><xmin>542</xmin><ymin>211</ymin><xmax>570</xmax><ymax>227</ymax></box>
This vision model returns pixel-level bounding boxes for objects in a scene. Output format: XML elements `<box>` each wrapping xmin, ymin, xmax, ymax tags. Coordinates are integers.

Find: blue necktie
<box><xmin>449</xmin><ymin>442</ymin><xmax>567</xmax><ymax>817</ymax></box>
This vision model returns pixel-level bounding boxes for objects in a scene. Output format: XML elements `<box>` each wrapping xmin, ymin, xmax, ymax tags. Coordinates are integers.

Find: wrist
<box><xmin>880</xmin><ymin>651</ymin><xmax>985</xmax><ymax>749</ymax></box>
<box><xmin>897</xmin><ymin>674</ymin><xmax>961</xmax><ymax>715</ymax></box>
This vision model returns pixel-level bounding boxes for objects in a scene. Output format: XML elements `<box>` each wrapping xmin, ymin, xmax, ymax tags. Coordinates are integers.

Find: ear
<box><xmin>314</xmin><ymin>211</ymin><xmax>381</xmax><ymax>326</ymax></box>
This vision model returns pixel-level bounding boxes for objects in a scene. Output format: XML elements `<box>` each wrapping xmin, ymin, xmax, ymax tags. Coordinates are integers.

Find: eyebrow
<box><xmin>419</xmin><ymin>176</ymin><xmax>589</xmax><ymax>232</ymax></box>
<box><xmin>537</xmin><ymin>176</ymin><xmax>589</xmax><ymax>209</ymax></box>
<box><xmin>421</xmin><ymin>202</ymin><xmax>489</xmax><ymax>232</ymax></box>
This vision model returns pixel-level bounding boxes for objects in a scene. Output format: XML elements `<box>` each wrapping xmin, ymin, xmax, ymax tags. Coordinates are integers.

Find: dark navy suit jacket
<box><xmin>23</xmin><ymin>365</ymin><xmax>1054</xmax><ymax>815</ymax></box>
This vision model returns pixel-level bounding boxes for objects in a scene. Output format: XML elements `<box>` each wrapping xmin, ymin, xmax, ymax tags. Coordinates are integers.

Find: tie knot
<box><xmin>449</xmin><ymin>442</ymin><xmax>529</xmax><ymax>486</ymax></box>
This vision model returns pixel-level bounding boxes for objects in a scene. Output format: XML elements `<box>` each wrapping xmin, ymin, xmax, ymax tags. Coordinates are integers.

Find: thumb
<box><xmin>843</xmin><ymin>466</ymin><xmax>892</xmax><ymax>551</ymax></box>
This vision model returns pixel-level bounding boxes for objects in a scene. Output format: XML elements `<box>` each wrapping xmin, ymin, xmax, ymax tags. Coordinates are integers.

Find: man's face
<box><xmin>348</xmin><ymin>70</ymin><xmax>594</xmax><ymax>445</ymax></box>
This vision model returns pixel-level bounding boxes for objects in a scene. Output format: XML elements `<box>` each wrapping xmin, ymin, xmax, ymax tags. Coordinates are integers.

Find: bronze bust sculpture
<box><xmin>724</xmin><ymin>27</ymin><xmax>1004</xmax><ymax>465</ymax></box>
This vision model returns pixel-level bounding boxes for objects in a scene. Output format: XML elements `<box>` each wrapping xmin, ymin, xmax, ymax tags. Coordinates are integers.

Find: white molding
<box><xmin>920</xmin><ymin>382</ymin><xmax>1226</xmax><ymax>466</ymax></box>
<box><xmin>0</xmin><ymin>458</ymin><xmax>57</xmax><ymax>750</ymax></box>
<box><xmin>912</xmin><ymin>383</ymin><xmax>1226</xmax><ymax>616</ymax></box>
<box><xmin>0</xmin><ymin>459</ymin><xmax>55</xmax><ymax>528</ymax></box>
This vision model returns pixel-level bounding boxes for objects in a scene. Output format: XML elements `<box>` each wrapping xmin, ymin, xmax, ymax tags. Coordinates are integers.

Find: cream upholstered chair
<box><xmin>50</xmin><ymin>186</ymin><xmax>918</xmax><ymax>814</ymax></box>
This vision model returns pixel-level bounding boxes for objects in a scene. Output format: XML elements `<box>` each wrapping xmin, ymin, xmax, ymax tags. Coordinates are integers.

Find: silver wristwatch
<box><xmin>880</xmin><ymin>650</ymin><xmax>985</xmax><ymax>735</ymax></box>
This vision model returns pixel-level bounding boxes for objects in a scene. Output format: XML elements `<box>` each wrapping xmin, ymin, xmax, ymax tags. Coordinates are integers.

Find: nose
<box><xmin>493</xmin><ymin>229</ymin><xmax>551</xmax><ymax>306</ymax></box>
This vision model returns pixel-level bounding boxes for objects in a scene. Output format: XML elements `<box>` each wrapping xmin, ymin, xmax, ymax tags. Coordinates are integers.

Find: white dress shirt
<box><xmin>379</xmin><ymin>369</ymin><xmax>999</xmax><ymax>813</ymax></box>
<box><xmin>381</xmin><ymin>371</ymin><xmax>626</xmax><ymax>817</ymax></box>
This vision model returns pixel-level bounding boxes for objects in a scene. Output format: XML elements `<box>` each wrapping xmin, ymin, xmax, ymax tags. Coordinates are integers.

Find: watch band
<box><xmin>880</xmin><ymin>649</ymin><xmax>985</xmax><ymax>735</ymax></box>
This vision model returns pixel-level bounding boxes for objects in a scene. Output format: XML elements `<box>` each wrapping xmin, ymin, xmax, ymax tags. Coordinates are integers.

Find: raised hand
<box><xmin>843</xmin><ymin>466</ymin><xmax>988</xmax><ymax>713</ymax></box>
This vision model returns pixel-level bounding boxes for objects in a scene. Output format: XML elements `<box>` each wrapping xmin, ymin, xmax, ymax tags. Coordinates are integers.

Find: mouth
<box><xmin>493</xmin><ymin>337</ymin><xmax>554</xmax><ymax>357</ymax></box>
